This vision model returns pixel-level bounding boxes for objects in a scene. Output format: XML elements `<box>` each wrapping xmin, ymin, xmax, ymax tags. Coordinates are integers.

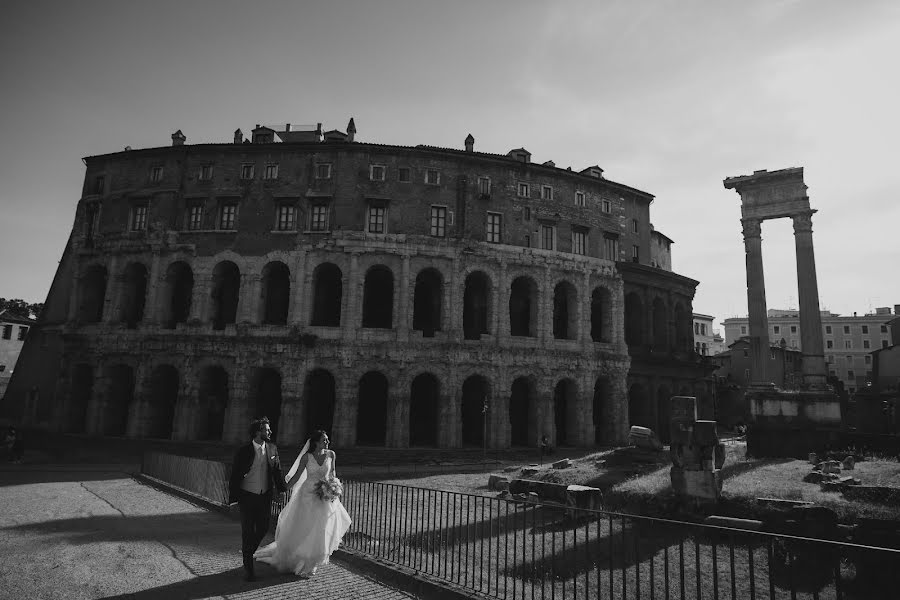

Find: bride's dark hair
<box><xmin>305</xmin><ymin>429</ymin><xmax>328</xmax><ymax>452</ymax></box>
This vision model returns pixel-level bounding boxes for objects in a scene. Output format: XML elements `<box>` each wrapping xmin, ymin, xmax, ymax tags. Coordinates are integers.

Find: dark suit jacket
<box><xmin>228</xmin><ymin>441</ymin><xmax>287</xmax><ymax>504</ymax></box>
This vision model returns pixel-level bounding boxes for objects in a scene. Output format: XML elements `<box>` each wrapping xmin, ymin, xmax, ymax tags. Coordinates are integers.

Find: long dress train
<box><xmin>253</xmin><ymin>454</ymin><xmax>351</xmax><ymax>576</ymax></box>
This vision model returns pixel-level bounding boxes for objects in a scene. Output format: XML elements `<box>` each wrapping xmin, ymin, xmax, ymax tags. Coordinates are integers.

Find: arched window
<box><xmin>261</xmin><ymin>261</ymin><xmax>290</xmax><ymax>325</ymax></box>
<box><xmin>119</xmin><ymin>262</ymin><xmax>148</xmax><ymax>328</ymax></box>
<box><xmin>509</xmin><ymin>276</ymin><xmax>538</xmax><ymax>337</ymax></box>
<box><xmin>211</xmin><ymin>261</ymin><xmax>240</xmax><ymax>330</ymax></box>
<box><xmin>162</xmin><ymin>262</ymin><xmax>193</xmax><ymax>329</ymax></box>
<box><xmin>463</xmin><ymin>271</ymin><xmax>491</xmax><ymax>340</ymax></box>
<box><xmin>78</xmin><ymin>265</ymin><xmax>107</xmax><ymax>323</ymax></box>
<box><xmin>362</xmin><ymin>266</ymin><xmax>394</xmax><ymax>329</ymax></box>
<box><xmin>552</xmin><ymin>281</ymin><xmax>577</xmax><ymax>340</ymax></box>
<box><xmin>412</xmin><ymin>269</ymin><xmax>443</xmax><ymax>337</ymax></box>
<box><xmin>591</xmin><ymin>287</ymin><xmax>612</xmax><ymax>343</ymax></box>
<box><xmin>311</xmin><ymin>263</ymin><xmax>342</xmax><ymax>327</ymax></box>
<box><xmin>624</xmin><ymin>292</ymin><xmax>644</xmax><ymax>346</ymax></box>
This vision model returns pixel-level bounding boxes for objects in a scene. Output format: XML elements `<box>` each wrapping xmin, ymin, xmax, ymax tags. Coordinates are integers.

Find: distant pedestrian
<box><xmin>5</xmin><ymin>427</ymin><xmax>23</xmax><ymax>463</ymax></box>
<box><xmin>540</xmin><ymin>435</ymin><xmax>553</xmax><ymax>457</ymax></box>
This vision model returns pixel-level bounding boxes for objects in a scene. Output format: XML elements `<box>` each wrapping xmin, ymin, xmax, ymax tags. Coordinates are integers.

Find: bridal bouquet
<box><xmin>313</xmin><ymin>476</ymin><xmax>344</xmax><ymax>502</ymax></box>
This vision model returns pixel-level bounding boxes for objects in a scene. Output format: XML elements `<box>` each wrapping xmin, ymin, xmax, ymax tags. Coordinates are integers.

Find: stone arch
<box><xmin>674</xmin><ymin>302</ymin><xmax>690</xmax><ymax>352</ymax></box>
<box><xmin>552</xmin><ymin>280</ymin><xmax>578</xmax><ymax>340</ymax></box>
<box><xmin>249</xmin><ymin>367</ymin><xmax>282</xmax><ymax>440</ymax></box>
<box><xmin>553</xmin><ymin>378</ymin><xmax>578</xmax><ymax>446</ymax></box>
<box><xmin>261</xmin><ymin>261</ymin><xmax>290</xmax><ymax>325</ymax></box>
<box><xmin>304</xmin><ymin>369</ymin><xmax>336</xmax><ymax>439</ymax></box>
<box><xmin>104</xmin><ymin>364</ymin><xmax>134</xmax><ymax>436</ymax></box>
<box><xmin>68</xmin><ymin>364</ymin><xmax>93</xmax><ymax>433</ymax></box>
<box><xmin>590</xmin><ymin>286</ymin><xmax>612</xmax><ymax>343</ymax></box>
<box><xmin>311</xmin><ymin>262</ymin><xmax>342</xmax><ymax>327</ymax></box>
<box><xmin>509</xmin><ymin>276</ymin><xmax>538</xmax><ymax>337</ymax></box>
<box><xmin>628</xmin><ymin>382</ymin><xmax>651</xmax><ymax>430</ymax></box>
<box><xmin>652</xmin><ymin>297</ymin><xmax>668</xmax><ymax>349</ymax></box>
<box><xmin>198</xmin><ymin>366</ymin><xmax>228</xmax><ymax>441</ymax></box>
<box><xmin>362</xmin><ymin>265</ymin><xmax>394</xmax><ymax>329</ymax></box>
<box><xmin>413</xmin><ymin>268</ymin><xmax>443</xmax><ymax>337</ymax></box>
<box><xmin>509</xmin><ymin>376</ymin><xmax>537</xmax><ymax>447</ymax></box>
<box><xmin>593</xmin><ymin>377</ymin><xmax>610</xmax><ymax>445</ymax></box>
<box><xmin>146</xmin><ymin>364</ymin><xmax>178</xmax><ymax>439</ymax></box>
<box><xmin>461</xmin><ymin>375</ymin><xmax>489</xmax><ymax>446</ymax></box>
<box><xmin>119</xmin><ymin>262</ymin><xmax>148</xmax><ymax>328</ymax></box>
<box><xmin>211</xmin><ymin>261</ymin><xmax>240</xmax><ymax>330</ymax></box>
<box><xmin>463</xmin><ymin>271</ymin><xmax>491</xmax><ymax>340</ymax></box>
<box><xmin>78</xmin><ymin>264</ymin><xmax>107</xmax><ymax>323</ymax></box>
<box><xmin>409</xmin><ymin>373</ymin><xmax>440</xmax><ymax>447</ymax></box>
<box><xmin>656</xmin><ymin>384</ymin><xmax>672</xmax><ymax>444</ymax></box>
<box><xmin>161</xmin><ymin>261</ymin><xmax>193</xmax><ymax>329</ymax></box>
<box><xmin>624</xmin><ymin>292</ymin><xmax>644</xmax><ymax>346</ymax></box>
<box><xmin>357</xmin><ymin>371</ymin><xmax>388</xmax><ymax>446</ymax></box>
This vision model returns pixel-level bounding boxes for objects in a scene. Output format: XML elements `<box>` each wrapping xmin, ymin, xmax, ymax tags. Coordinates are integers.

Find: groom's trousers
<box><xmin>238</xmin><ymin>489</ymin><xmax>272</xmax><ymax>568</ymax></box>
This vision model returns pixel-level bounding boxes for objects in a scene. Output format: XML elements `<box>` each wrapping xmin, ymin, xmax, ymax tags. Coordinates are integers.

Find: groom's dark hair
<box><xmin>248</xmin><ymin>416</ymin><xmax>270</xmax><ymax>437</ymax></box>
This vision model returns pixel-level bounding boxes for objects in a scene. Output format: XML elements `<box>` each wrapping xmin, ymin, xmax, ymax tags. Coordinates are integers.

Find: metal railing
<box><xmin>143</xmin><ymin>452</ymin><xmax>900</xmax><ymax>599</ymax></box>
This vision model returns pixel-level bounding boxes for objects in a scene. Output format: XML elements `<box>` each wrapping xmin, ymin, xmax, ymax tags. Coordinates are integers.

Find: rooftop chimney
<box><xmin>316</xmin><ymin>123</ymin><xmax>323</xmax><ymax>142</ymax></box>
<box><xmin>171</xmin><ymin>130</ymin><xmax>186</xmax><ymax>146</ymax></box>
<box><xmin>285</xmin><ymin>123</ymin><xmax>292</xmax><ymax>132</ymax></box>
<box><xmin>234</xmin><ymin>129</ymin><xmax>243</xmax><ymax>144</ymax></box>
<box><xmin>895</xmin><ymin>304</ymin><xmax>900</xmax><ymax>315</ymax></box>
<box><xmin>465</xmin><ymin>134</ymin><xmax>474</xmax><ymax>152</ymax></box>
<box><xmin>347</xmin><ymin>118</ymin><xmax>356</xmax><ymax>142</ymax></box>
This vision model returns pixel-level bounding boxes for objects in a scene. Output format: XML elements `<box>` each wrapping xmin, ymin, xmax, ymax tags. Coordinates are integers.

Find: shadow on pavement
<box><xmin>3</xmin><ymin>512</ymin><xmax>229</xmax><ymax>545</ymax></box>
<box><xmin>97</xmin><ymin>566</ymin><xmax>295</xmax><ymax>599</ymax></box>
<box><xmin>0</xmin><ymin>468</ymin><xmax>135</xmax><ymax>487</ymax></box>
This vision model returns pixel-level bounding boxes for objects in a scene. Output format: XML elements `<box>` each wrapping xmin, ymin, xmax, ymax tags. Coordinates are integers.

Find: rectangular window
<box><xmin>486</xmin><ymin>212</ymin><xmax>502</xmax><ymax>243</ymax></box>
<box><xmin>862</xmin><ymin>325</ymin><xmax>869</xmax><ymax>334</ymax></box>
<box><xmin>632</xmin><ymin>219</ymin><xmax>639</xmax><ymax>233</ymax></box>
<box><xmin>315</xmin><ymin>163</ymin><xmax>332</xmax><ymax>179</ymax></box>
<box><xmin>130</xmin><ymin>205</ymin><xmax>147</xmax><ymax>231</ymax></box>
<box><xmin>150</xmin><ymin>167</ymin><xmax>163</xmax><ymax>183</ymax></box>
<box><xmin>2</xmin><ymin>325</ymin><xmax>11</xmax><ymax>340</ymax></box>
<box><xmin>845</xmin><ymin>340</ymin><xmax>852</xmax><ymax>349</ymax></box>
<box><xmin>541</xmin><ymin>185</ymin><xmax>553</xmax><ymax>200</ymax></box>
<box><xmin>881</xmin><ymin>325</ymin><xmax>889</xmax><ymax>333</ymax></box>
<box><xmin>219</xmin><ymin>203</ymin><xmax>237</xmax><ymax>229</ymax></box>
<box><xmin>863</xmin><ymin>340</ymin><xmax>870</xmax><ymax>349</ymax></box>
<box><xmin>865</xmin><ymin>355</ymin><xmax>872</xmax><ymax>364</ymax></box>
<box><xmin>240</xmin><ymin>164</ymin><xmax>255</xmax><ymax>180</ymax></box>
<box><xmin>571</xmin><ymin>230</ymin><xmax>586</xmax><ymax>255</ymax></box>
<box><xmin>187</xmin><ymin>205</ymin><xmax>204</xmax><ymax>230</ymax></box>
<box><xmin>523</xmin><ymin>207</ymin><xmax>531</xmax><ymax>221</ymax></box>
<box><xmin>827</xmin><ymin>355</ymin><xmax>834</xmax><ymax>363</ymax></box>
<box><xmin>84</xmin><ymin>203</ymin><xmax>99</xmax><ymax>239</ymax></box>
<box><xmin>845</xmin><ymin>355</ymin><xmax>853</xmax><ymax>362</ymax></box>
<box><xmin>848</xmin><ymin>370</ymin><xmax>855</xmax><ymax>380</ymax></box>
<box><xmin>17</xmin><ymin>326</ymin><xmax>27</xmax><ymax>341</ymax></box>
<box><xmin>425</xmin><ymin>169</ymin><xmax>440</xmax><ymax>185</ymax></box>
<box><xmin>791</xmin><ymin>326</ymin><xmax>797</xmax><ymax>333</ymax></box>
<box><xmin>604</xmin><ymin>235</ymin><xmax>619</xmax><ymax>261</ymax></box>
<box><xmin>430</xmin><ymin>206</ymin><xmax>447</xmax><ymax>237</ymax></box>
<box><xmin>826</xmin><ymin>340</ymin><xmax>834</xmax><ymax>349</ymax></box>
<box><xmin>791</xmin><ymin>339</ymin><xmax>797</xmax><ymax>348</ymax></box>
<box><xmin>575</xmin><ymin>191</ymin><xmax>585</xmax><ymax>207</ymax></box>
<box><xmin>844</xmin><ymin>325</ymin><xmax>850</xmax><ymax>334</ymax></box>
<box><xmin>367</xmin><ymin>205</ymin><xmax>386</xmax><ymax>233</ymax></box>
<box><xmin>478</xmin><ymin>177</ymin><xmax>491</xmax><ymax>196</ymax></box>
<box><xmin>774</xmin><ymin>326</ymin><xmax>780</xmax><ymax>334</ymax></box>
<box><xmin>744</xmin><ymin>368</ymin><xmax>750</xmax><ymax>379</ymax></box>
<box><xmin>518</xmin><ymin>182</ymin><xmax>530</xmax><ymax>197</ymax></box>
<box><xmin>94</xmin><ymin>176</ymin><xmax>105</xmax><ymax>194</ymax></box>
<box><xmin>264</xmin><ymin>163</ymin><xmax>279</xmax><ymax>180</ymax></box>
<box><xmin>310</xmin><ymin>204</ymin><xmax>329</xmax><ymax>232</ymax></box>
<box><xmin>199</xmin><ymin>165</ymin><xmax>213</xmax><ymax>181</ymax></box>
<box><xmin>540</xmin><ymin>224</ymin><xmax>555</xmax><ymax>250</ymax></box>
<box><xmin>524</xmin><ymin>234</ymin><xmax>530</xmax><ymax>247</ymax></box>
<box><xmin>825</xmin><ymin>325</ymin><xmax>832</xmax><ymax>334</ymax></box>
<box><xmin>370</xmin><ymin>164</ymin><xmax>386</xmax><ymax>181</ymax></box>
<box><xmin>276</xmin><ymin>205</ymin><xmax>296</xmax><ymax>231</ymax></box>
<box><xmin>770</xmin><ymin>349</ymin><xmax>776</xmax><ymax>360</ymax></box>
<box><xmin>741</xmin><ymin>326</ymin><xmax>747</xmax><ymax>335</ymax></box>
<box><xmin>884</xmin><ymin>340</ymin><xmax>890</xmax><ymax>349</ymax></box>
<box><xmin>602</xmin><ymin>199</ymin><xmax>611</xmax><ymax>213</ymax></box>
<box><xmin>398</xmin><ymin>167</ymin><xmax>410</xmax><ymax>183</ymax></box>
<box><xmin>632</xmin><ymin>244</ymin><xmax>639</xmax><ymax>262</ymax></box>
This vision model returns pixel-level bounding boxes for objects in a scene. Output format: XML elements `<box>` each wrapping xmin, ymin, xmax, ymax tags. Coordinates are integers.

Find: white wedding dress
<box><xmin>253</xmin><ymin>453</ymin><xmax>352</xmax><ymax>576</ymax></box>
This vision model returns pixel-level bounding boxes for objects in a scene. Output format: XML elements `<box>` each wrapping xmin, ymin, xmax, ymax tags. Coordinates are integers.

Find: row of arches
<box><xmin>66</xmin><ymin>363</ymin><xmax>617</xmax><ymax>447</ymax></box>
<box><xmin>624</xmin><ymin>292</ymin><xmax>693</xmax><ymax>352</ymax></box>
<box><xmin>75</xmin><ymin>259</ymin><xmax>616</xmax><ymax>342</ymax></box>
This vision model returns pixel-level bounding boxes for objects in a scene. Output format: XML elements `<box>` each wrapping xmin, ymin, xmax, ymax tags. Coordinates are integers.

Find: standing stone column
<box><xmin>290</xmin><ymin>250</ymin><xmax>307</xmax><ymax>326</ymax></box>
<box><xmin>496</xmin><ymin>261</ymin><xmax>508</xmax><ymax>343</ymax></box>
<box><xmin>385</xmin><ymin>379</ymin><xmax>408</xmax><ymax>448</ymax></box>
<box><xmin>793</xmin><ymin>211</ymin><xmax>828</xmax><ymax>388</ymax></box>
<box><xmin>342</xmin><ymin>253</ymin><xmax>360</xmax><ymax>340</ymax></box>
<box><xmin>189</xmin><ymin>270</ymin><xmax>210</xmax><ymax>325</ymax></box>
<box><xmin>103</xmin><ymin>256</ymin><xmax>122</xmax><ymax>324</ymax></box>
<box><xmin>398</xmin><ymin>255</ymin><xmax>411</xmax><ymax>341</ymax></box>
<box><xmin>742</xmin><ymin>218</ymin><xmax>770</xmax><ymax>385</ymax></box>
<box><xmin>238</xmin><ymin>274</ymin><xmax>260</xmax><ymax>324</ymax></box>
<box><xmin>143</xmin><ymin>252</ymin><xmax>162</xmax><ymax>325</ymax></box>
<box><xmin>448</xmin><ymin>256</ymin><xmax>461</xmax><ymax>342</ymax></box>
<box><xmin>331</xmin><ymin>376</ymin><xmax>357</xmax><ymax>448</ymax></box>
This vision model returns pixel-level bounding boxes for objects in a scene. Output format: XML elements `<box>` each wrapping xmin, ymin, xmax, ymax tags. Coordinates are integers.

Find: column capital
<box><xmin>741</xmin><ymin>218</ymin><xmax>762</xmax><ymax>239</ymax></box>
<box><xmin>792</xmin><ymin>211</ymin><xmax>815</xmax><ymax>234</ymax></box>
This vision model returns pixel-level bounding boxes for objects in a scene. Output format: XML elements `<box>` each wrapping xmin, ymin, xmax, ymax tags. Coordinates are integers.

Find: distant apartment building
<box><xmin>0</xmin><ymin>310</ymin><xmax>33</xmax><ymax>399</ymax></box>
<box><xmin>693</xmin><ymin>313</ymin><xmax>726</xmax><ymax>357</ymax></box>
<box><xmin>650</xmin><ymin>225</ymin><xmax>673</xmax><ymax>271</ymax></box>
<box><xmin>723</xmin><ymin>305</ymin><xmax>898</xmax><ymax>393</ymax></box>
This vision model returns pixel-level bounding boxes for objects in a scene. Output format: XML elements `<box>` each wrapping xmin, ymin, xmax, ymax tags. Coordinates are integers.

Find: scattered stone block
<box><xmin>502</xmin><ymin>466</ymin><xmax>519</xmax><ymax>473</ymax></box>
<box><xmin>521</xmin><ymin>468</ymin><xmax>539</xmax><ymax>477</ymax></box>
<box><xmin>488</xmin><ymin>475</ymin><xmax>509</xmax><ymax>491</ymax></box>
<box><xmin>628</xmin><ymin>426</ymin><xmax>663</xmax><ymax>451</ymax></box>
<box><xmin>703</xmin><ymin>515</ymin><xmax>764</xmax><ymax>531</ymax></box>
<box><xmin>803</xmin><ymin>471</ymin><xmax>828</xmax><ymax>484</ymax></box>
<box><xmin>838</xmin><ymin>476</ymin><xmax>860</xmax><ymax>486</ymax></box>
<box><xmin>565</xmin><ymin>484</ymin><xmax>602</xmax><ymax>512</ymax></box>
<box><xmin>551</xmin><ymin>458</ymin><xmax>571</xmax><ymax>469</ymax></box>
<box><xmin>809</xmin><ymin>452</ymin><xmax>818</xmax><ymax>465</ymax></box>
<box><xmin>787</xmin><ymin>505</ymin><xmax>838</xmax><ymax>539</ymax></box>
<box><xmin>756</xmin><ymin>497</ymin><xmax>813</xmax><ymax>509</ymax></box>
<box><xmin>842</xmin><ymin>456</ymin><xmax>855</xmax><ymax>470</ymax></box>
<box><xmin>820</xmin><ymin>460</ymin><xmax>842</xmax><ymax>474</ymax></box>
<box><xmin>671</xmin><ymin>467</ymin><xmax>722</xmax><ymax>500</ymax></box>
<box><xmin>670</xmin><ymin>396</ymin><xmax>698</xmax><ymax>421</ymax></box>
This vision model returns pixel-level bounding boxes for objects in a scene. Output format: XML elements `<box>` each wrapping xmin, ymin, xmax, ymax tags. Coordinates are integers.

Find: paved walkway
<box><xmin>0</xmin><ymin>466</ymin><xmax>416</xmax><ymax>599</ymax></box>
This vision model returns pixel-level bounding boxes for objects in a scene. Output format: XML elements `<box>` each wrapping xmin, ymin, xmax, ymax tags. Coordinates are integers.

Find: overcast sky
<box><xmin>2</xmin><ymin>0</ymin><xmax>898</xmax><ymax>329</ymax></box>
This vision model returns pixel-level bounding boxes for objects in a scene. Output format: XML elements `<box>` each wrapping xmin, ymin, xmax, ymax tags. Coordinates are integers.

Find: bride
<box><xmin>253</xmin><ymin>430</ymin><xmax>352</xmax><ymax>577</ymax></box>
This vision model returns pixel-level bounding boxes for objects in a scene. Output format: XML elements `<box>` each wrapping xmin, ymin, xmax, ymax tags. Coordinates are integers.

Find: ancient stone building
<box><xmin>4</xmin><ymin>121</ymin><xmax>709</xmax><ymax>448</ymax></box>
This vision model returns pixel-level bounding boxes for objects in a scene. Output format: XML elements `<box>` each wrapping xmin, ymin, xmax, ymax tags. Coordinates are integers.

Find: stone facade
<box><xmin>5</xmin><ymin>124</ymin><xmax>706</xmax><ymax>448</ymax></box>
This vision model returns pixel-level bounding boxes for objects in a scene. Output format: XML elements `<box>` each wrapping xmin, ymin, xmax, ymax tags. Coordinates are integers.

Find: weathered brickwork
<box><xmin>8</xmin><ymin>129</ymin><xmax>709</xmax><ymax>448</ymax></box>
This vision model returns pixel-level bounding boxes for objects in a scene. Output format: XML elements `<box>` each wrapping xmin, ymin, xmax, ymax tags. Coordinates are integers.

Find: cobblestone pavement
<box><xmin>0</xmin><ymin>466</ymin><xmax>417</xmax><ymax>600</ymax></box>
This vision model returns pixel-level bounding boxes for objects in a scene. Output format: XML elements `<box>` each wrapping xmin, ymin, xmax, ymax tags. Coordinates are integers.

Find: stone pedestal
<box><xmin>746</xmin><ymin>387</ymin><xmax>842</xmax><ymax>457</ymax></box>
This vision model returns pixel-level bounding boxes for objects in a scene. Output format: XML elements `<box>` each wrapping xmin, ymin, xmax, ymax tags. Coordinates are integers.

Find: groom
<box><xmin>229</xmin><ymin>416</ymin><xmax>287</xmax><ymax>581</ymax></box>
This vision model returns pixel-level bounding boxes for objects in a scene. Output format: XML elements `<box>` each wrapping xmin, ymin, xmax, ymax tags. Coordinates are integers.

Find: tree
<box><xmin>0</xmin><ymin>298</ymin><xmax>43</xmax><ymax>319</ymax></box>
